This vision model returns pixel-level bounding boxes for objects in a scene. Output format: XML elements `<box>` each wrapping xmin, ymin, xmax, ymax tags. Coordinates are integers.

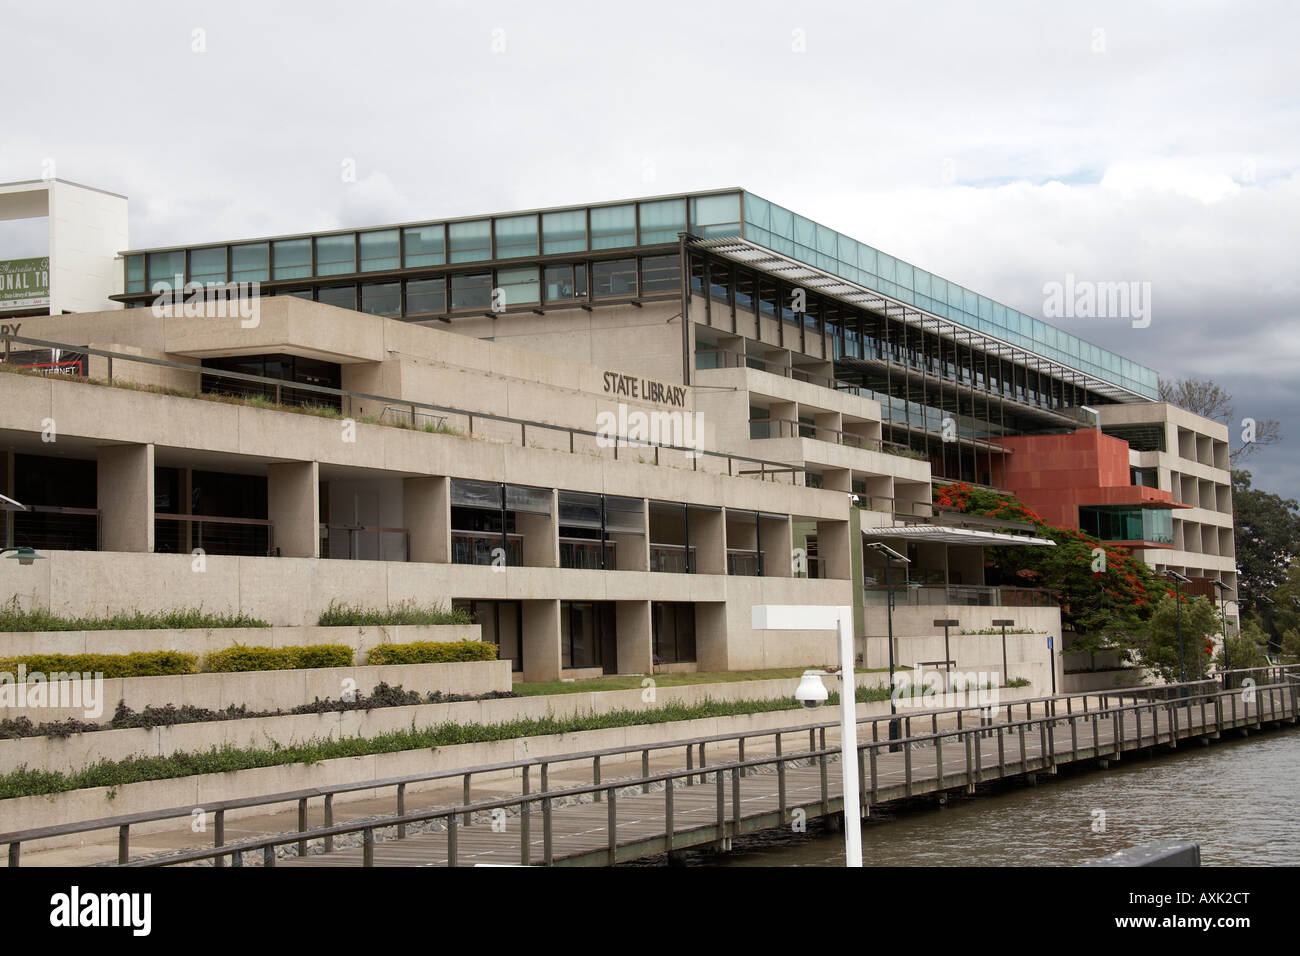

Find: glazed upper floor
<box><xmin>113</xmin><ymin>188</ymin><xmax>1159</xmax><ymax>401</ymax></box>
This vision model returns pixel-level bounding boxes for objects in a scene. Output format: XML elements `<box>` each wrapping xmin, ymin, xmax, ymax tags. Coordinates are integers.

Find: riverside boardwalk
<box><xmin>5</xmin><ymin>668</ymin><xmax>1297</xmax><ymax>868</ymax></box>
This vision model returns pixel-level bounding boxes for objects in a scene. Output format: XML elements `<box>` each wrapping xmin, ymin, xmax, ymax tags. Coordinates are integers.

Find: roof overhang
<box><xmin>692</xmin><ymin>236</ymin><xmax>1150</xmax><ymax>404</ymax></box>
<box><xmin>863</xmin><ymin>526</ymin><xmax>1056</xmax><ymax>547</ymax></box>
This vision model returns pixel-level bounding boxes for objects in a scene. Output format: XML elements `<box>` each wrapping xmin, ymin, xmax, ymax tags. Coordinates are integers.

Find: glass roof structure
<box><xmin>118</xmin><ymin>187</ymin><xmax>1158</xmax><ymax>400</ymax></box>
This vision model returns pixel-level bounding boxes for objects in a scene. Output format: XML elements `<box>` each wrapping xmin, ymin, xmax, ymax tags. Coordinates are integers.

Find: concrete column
<box><xmin>762</xmin><ymin>515</ymin><xmax>793</xmax><ymax>577</ymax></box>
<box><xmin>268</xmin><ymin>461</ymin><xmax>319</xmax><ymax>558</ymax></box>
<box><xmin>521</xmin><ymin>598</ymin><xmax>562</xmax><ymax>682</ymax></box>
<box><xmin>691</xmin><ymin>507</ymin><xmax>726</xmax><ymax>574</ymax></box>
<box><xmin>695</xmin><ymin>603</ymin><xmax>728</xmax><ymax>671</ymax></box>
<box><xmin>616</xmin><ymin>600</ymin><xmax>653</xmax><ymax>675</ymax></box>
<box><xmin>817</xmin><ymin>519</ymin><xmax>851</xmax><ymax>580</ymax></box>
<box><xmin>404</xmin><ymin>476</ymin><xmax>450</xmax><ymax>564</ymax></box>
<box><xmin>97</xmin><ymin>443</ymin><xmax>154</xmax><ymax>552</ymax></box>
<box><xmin>518</xmin><ymin>490</ymin><xmax>557</xmax><ymax>568</ymax></box>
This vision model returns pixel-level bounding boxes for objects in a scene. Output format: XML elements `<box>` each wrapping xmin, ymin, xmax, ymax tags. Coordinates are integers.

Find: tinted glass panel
<box><xmin>449</xmin><ymin>220</ymin><xmax>491</xmax><ymax>263</ymax></box>
<box><xmin>640</xmin><ymin>255</ymin><xmax>681</xmax><ymax>294</ymax></box>
<box><xmin>592</xmin><ymin>259</ymin><xmax>636</xmax><ymax>297</ymax></box>
<box><xmin>189</xmin><ymin>247</ymin><xmax>226</xmax><ymax>284</ymax></box>
<box><xmin>315</xmin><ymin>234</ymin><xmax>356</xmax><ymax>276</ymax></box>
<box><xmin>496</xmin><ymin>265</ymin><xmax>539</xmax><ymax>306</ymax></box>
<box><xmin>361</xmin><ymin>282</ymin><xmax>400</xmax><ymax>316</ymax></box>
<box><xmin>317</xmin><ymin>285</ymin><xmax>356</xmax><ymax>310</ymax></box>
<box><xmin>231</xmin><ymin>243</ymin><xmax>269</xmax><ymax>283</ymax></box>
<box><xmin>494</xmin><ymin>215</ymin><xmax>539</xmax><ymax>258</ymax></box>
<box><xmin>359</xmin><ymin>230</ymin><xmax>399</xmax><ymax>272</ymax></box>
<box><xmin>450</xmin><ymin>273</ymin><xmax>492</xmax><ymax>310</ymax></box>
<box><xmin>690</xmin><ymin>193</ymin><xmax>742</xmax><ymax>237</ymax></box>
<box><xmin>403</xmin><ymin>225</ymin><xmax>445</xmax><ymax>267</ymax></box>
<box><xmin>148</xmin><ymin>251</ymin><xmax>185</xmax><ymax>290</ymax></box>
<box><xmin>638</xmin><ymin>198</ymin><xmax>686</xmax><ymax>244</ymax></box>
<box><xmin>590</xmin><ymin>204</ymin><xmax>635</xmax><ymax>250</ymax></box>
<box><xmin>542</xmin><ymin>209</ymin><xmax>586</xmax><ymax>254</ymax></box>
<box><xmin>125</xmin><ymin>254</ymin><xmax>145</xmax><ymax>293</ymax></box>
<box><xmin>273</xmin><ymin>238</ymin><xmax>311</xmax><ymax>279</ymax></box>
<box><xmin>405</xmin><ymin>277</ymin><xmax>446</xmax><ymax>314</ymax></box>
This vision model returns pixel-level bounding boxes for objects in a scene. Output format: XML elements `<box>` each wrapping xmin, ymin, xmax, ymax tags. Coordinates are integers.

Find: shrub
<box><xmin>0</xmin><ymin>651</ymin><xmax>198</xmax><ymax>679</ymax></box>
<box><xmin>367</xmin><ymin>640</ymin><xmax>498</xmax><ymax>665</ymax></box>
<box><xmin>0</xmin><ymin>598</ymin><xmax>268</xmax><ymax>633</ymax></box>
<box><xmin>203</xmin><ymin>644</ymin><xmax>354</xmax><ymax>672</ymax></box>
<box><xmin>317</xmin><ymin>599</ymin><xmax>472</xmax><ymax>628</ymax></box>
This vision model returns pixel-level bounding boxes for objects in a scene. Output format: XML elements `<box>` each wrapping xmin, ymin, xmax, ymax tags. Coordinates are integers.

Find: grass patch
<box><xmin>0</xmin><ymin>599</ymin><xmax>268</xmax><ymax>633</ymax></box>
<box><xmin>317</xmin><ymin>600</ymin><xmax>472</xmax><ymax>628</ymax></box>
<box><xmin>0</xmin><ymin>690</ymin><xmax>894</xmax><ymax>799</ymax></box>
<box><xmin>515</xmin><ymin>666</ymin><xmax>900</xmax><ymax>697</ymax></box>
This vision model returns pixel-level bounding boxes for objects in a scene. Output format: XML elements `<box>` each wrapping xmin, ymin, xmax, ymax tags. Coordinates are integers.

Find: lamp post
<box><xmin>753</xmin><ymin>604</ymin><xmax>861</xmax><ymax>867</ymax></box>
<box><xmin>0</xmin><ymin>546</ymin><xmax>43</xmax><ymax>566</ymax></box>
<box><xmin>1211</xmin><ymin>580</ymin><xmax>1234</xmax><ymax>688</ymax></box>
<box><xmin>933</xmin><ymin>618</ymin><xmax>959</xmax><ymax>688</ymax></box>
<box><xmin>865</xmin><ymin>541</ymin><xmax>910</xmax><ymax>751</ymax></box>
<box><xmin>992</xmin><ymin>619</ymin><xmax>1015</xmax><ymax>688</ymax></box>
<box><xmin>1162</xmin><ymin>569</ymin><xmax>1191</xmax><ymax>698</ymax></box>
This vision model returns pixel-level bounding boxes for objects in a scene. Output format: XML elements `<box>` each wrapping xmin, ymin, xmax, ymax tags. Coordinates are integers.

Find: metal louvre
<box><xmin>692</xmin><ymin>237</ymin><xmax>1147</xmax><ymax>403</ymax></box>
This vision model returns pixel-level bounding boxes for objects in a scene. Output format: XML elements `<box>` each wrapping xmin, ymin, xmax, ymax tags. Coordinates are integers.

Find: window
<box><xmin>495</xmin><ymin>266</ymin><xmax>539</xmax><ymax>307</ymax></box>
<box><xmin>317</xmin><ymin>285</ymin><xmax>356</xmax><ymax>310</ymax></box>
<box><xmin>690</xmin><ymin>193</ymin><xmax>741</xmax><ymax>238</ymax></box>
<box><xmin>125</xmin><ymin>255</ymin><xmax>145</xmax><ymax>293</ymax></box>
<box><xmin>273</xmin><ymin>238</ymin><xmax>311</xmax><ymax>279</ymax></box>
<box><xmin>231</xmin><ymin>243</ymin><xmax>269</xmax><ymax>283</ymax></box>
<box><xmin>189</xmin><ymin>247</ymin><xmax>226</xmax><ymax>285</ymax></box>
<box><xmin>405</xmin><ymin>277</ymin><xmax>446</xmax><ymax>315</ymax></box>
<box><xmin>542</xmin><ymin>209</ymin><xmax>586</xmax><ymax>254</ymax></box>
<box><xmin>450</xmin><ymin>273</ymin><xmax>492</xmax><ymax>310</ymax></box>
<box><xmin>494</xmin><ymin>215</ymin><xmax>538</xmax><ymax>258</ymax></box>
<box><xmin>359</xmin><ymin>230</ymin><xmax>399</xmax><ymax>272</ymax></box>
<box><xmin>403</xmin><ymin>225</ymin><xmax>445</xmax><ymax>267</ymax></box>
<box><xmin>652</xmin><ymin>602</ymin><xmax>696</xmax><ymax>664</ymax></box>
<box><xmin>640</xmin><ymin>255</ymin><xmax>681</xmax><ymax>294</ymax></box>
<box><xmin>544</xmin><ymin>263</ymin><xmax>587</xmax><ymax>301</ymax></box>
<box><xmin>591</xmin><ymin>259</ymin><xmax>636</xmax><ymax>297</ymax></box>
<box><xmin>315</xmin><ymin>234</ymin><xmax>355</xmax><ymax>276</ymax></box>
<box><xmin>638</xmin><ymin>198</ymin><xmax>686</xmax><ymax>244</ymax></box>
<box><xmin>361</xmin><ymin>282</ymin><xmax>400</xmax><ymax>316</ymax></box>
<box><xmin>449</xmin><ymin>220</ymin><xmax>491</xmax><ymax>263</ymax></box>
<box><xmin>590</xmin><ymin>204</ymin><xmax>635</xmax><ymax>250</ymax></box>
<box><xmin>147</xmin><ymin>251</ymin><xmax>185</xmax><ymax>291</ymax></box>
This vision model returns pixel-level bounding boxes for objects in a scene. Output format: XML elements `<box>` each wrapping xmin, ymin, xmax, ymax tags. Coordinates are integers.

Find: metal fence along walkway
<box><xmin>3</xmin><ymin>668</ymin><xmax>1296</xmax><ymax>868</ymax></box>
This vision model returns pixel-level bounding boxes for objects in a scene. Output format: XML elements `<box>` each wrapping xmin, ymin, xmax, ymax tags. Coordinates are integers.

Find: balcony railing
<box><xmin>726</xmin><ymin>548</ymin><xmax>763</xmax><ymax>577</ymax></box>
<box><xmin>322</xmin><ymin>525</ymin><xmax>410</xmax><ymax>561</ymax></box>
<box><xmin>863</xmin><ymin>584</ymin><xmax>1056</xmax><ymax>608</ymax></box>
<box><xmin>7</xmin><ymin>506</ymin><xmax>100</xmax><ymax>551</ymax></box>
<box><xmin>649</xmin><ymin>543</ymin><xmax>695</xmax><ymax>573</ymax></box>
<box><xmin>154</xmin><ymin>513</ymin><xmax>273</xmax><ymax>557</ymax></box>
<box><xmin>559</xmin><ymin>537</ymin><xmax>617</xmax><ymax>570</ymax></box>
<box><xmin>451</xmin><ymin>531</ymin><xmax>523</xmax><ymax>566</ymax></box>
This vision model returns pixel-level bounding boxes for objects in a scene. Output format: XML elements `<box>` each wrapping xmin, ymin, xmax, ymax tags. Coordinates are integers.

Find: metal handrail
<box><xmin>1</xmin><ymin>332</ymin><xmax>804</xmax><ymax>480</ymax></box>
<box><xmin>118</xmin><ymin>674</ymin><xmax>1300</xmax><ymax>867</ymax></box>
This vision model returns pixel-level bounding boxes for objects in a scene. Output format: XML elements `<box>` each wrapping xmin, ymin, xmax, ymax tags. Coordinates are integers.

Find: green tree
<box><xmin>1232</xmin><ymin>470</ymin><xmax>1300</xmax><ymax>599</ymax></box>
<box><xmin>1136</xmin><ymin>594</ymin><xmax>1219</xmax><ymax>683</ymax></box>
<box><xmin>1214</xmin><ymin>619</ymin><xmax>1271</xmax><ymax>671</ymax></box>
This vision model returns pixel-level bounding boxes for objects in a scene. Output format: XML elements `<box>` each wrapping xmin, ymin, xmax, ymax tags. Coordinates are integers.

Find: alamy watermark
<box><xmin>891</xmin><ymin>667</ymin><xmax>1001</xmax><ymax>711</ymax></box>
<box><xmin>0</xmin><ymin>666</ymin><xmax>104</xmax><ymax>719</ymax></box>
<box><xmin>151</xmin><ymin>275</ymin><xmax>261</xmax><ymax>328</ymax></box>
<box><xmin>1042</xmin><ymin>274</ymin><xmax>1151</xmax><ymax>328</ymax></box>
<box><xmin>595</xmin><ymin>403</ymin><xmax>704</xmax><ymax>459</ymax></box>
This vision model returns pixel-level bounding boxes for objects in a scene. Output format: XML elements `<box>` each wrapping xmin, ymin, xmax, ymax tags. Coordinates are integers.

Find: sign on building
<box><xmin>0</xmin><ymin>256</ymin><xmax>51</xmax><ymax>309</ymax></box>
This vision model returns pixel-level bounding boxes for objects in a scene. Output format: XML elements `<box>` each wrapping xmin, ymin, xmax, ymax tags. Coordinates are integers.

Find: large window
<box><xmin>403</xmin><ymin>225</ymin><xmax>445</xmax><ymax>267</ymax></box>
<box><xmin>125</xmin><ymin>254</ymin><xmax>145</xmax><ymax>293</ymax></box>
<box><xmin>231</xmin><ymin>243</ymin><xmax>269</xmax><ymax>283</ymax></box>
<box><xmin>690</xmin><ymin>193</ymin><xmax>741</xmax><ymax>238</ymax></box>
<box><xmin>652</xmin><ymin>602</ymin><xmax>696</xmax><ymax>664</ymax></box>
<box><xmin>542</xmin><ymin>209</ymin><xmax>586</xmax><ymax>254</ymax></box>
<box><xmin>496</xmin><ymin>265</ymin><xmax>539</xmax><ymax>307</ymax></box>
<box><xmin>561</xmin><ymin>601</ymin><xmax>615</xmax><ymax>670</ymax></box>
<box><xmin>359</xmin><ymin>230</ymin><xmax>399</xmax><ymax>272</ymax></box>
<box><xmin>405</xmin><ymin>277</ymin><xmax>446</xmax><ymax>315</ymax></box>
<box><xmin>638</xmin><ymin>198</ymin><xmax>686</xmax><ymax>244</ymax></box>
<box><xmin>317</xmin><ymin>285</ymin><xmax>356</xmax><ymax>310</ymax></box>
<box><xmin>544</xmin><ymin>263</ymin><xmax>586</xmax><ymax>301</ymax></box>
<box><xmin>450</xmin><ymin>273</ymin><xmax>492</xmax><ymax>310</ymax></box>
<box><xmin>315</xmin><ymin>234</ymin><xmax>356</xmax><ymax>276</ymax></box>
<box><xmin>189</xmin><ymin>247</ymin><xmax>227</xmax><ymax>285</ymax></box>
<box><xmin>640</xmin><ymin>255</ymin><xmax>681</xmax><ymax>294</ymax></box>
<box><xmin>592</xmin><ymin>259</ymin><xmax>636</xmax><ymax>298</ymax></box>
<box><xmin>147</xmin><ymin>251</ymin><xmax>185</xmax><ymax>291</ymax></box>
<box><xmin>590</xmin><ymin>204</ymin><xmax>635</xmax><ymax>250</ymax></box>
<box><xmin>494</xmin><ymin>215</ymin><xmax>539</xmax><ymax>259</ymax></box>
<box><xmin>1078</xmin><ymin>506</ymin><xmax>1174</xmax><ymax>545</ymax></box>
<box><xmin>273</xmin><ymin>238</ymin><xmax>311</xmax><ymax>279</ymax></box>
<box><xmin>360</xmin><ymin>282</ymin><xmax>401</xmax><ymax>316</ymax></box>
<box><xmin>449</xmin><ymin>220</ymin><xmax>491</xmax><ymax>263</ymax></box>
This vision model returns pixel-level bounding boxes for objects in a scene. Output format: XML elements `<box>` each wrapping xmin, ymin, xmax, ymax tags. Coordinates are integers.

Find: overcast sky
<box><xmin>3</xmin><ymin>0</ymin><xmax>1297</xmax><ymax>498</ymax></box>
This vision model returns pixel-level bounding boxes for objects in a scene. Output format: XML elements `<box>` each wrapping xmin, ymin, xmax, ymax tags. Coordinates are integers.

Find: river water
<box><xmin>685</xmin><ymin>724</ymin><xmax>1300</xmax><ymax>867</ymax></box>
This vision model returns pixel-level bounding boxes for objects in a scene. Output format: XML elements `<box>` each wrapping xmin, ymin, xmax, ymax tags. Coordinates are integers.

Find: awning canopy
<box><xmin>863</xmin><ymin>525</ymin><xmax>1056</xmax><ymax>547</ymax></box>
